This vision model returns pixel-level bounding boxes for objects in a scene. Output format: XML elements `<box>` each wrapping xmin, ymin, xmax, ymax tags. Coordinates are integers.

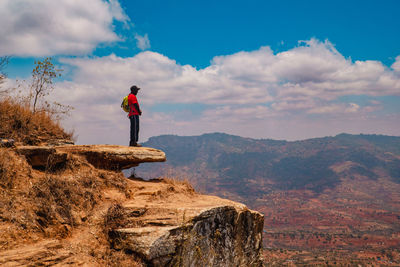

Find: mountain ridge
<box><xmin>140</xmin><ymin>132</ymin><xmax>400</xmax><ymax>193</ymax></box>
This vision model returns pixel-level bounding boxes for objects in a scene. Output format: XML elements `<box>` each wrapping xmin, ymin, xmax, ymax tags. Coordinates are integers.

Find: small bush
<box><xmin>104</xmin><ymin>204</ymin><xmax>126</xmax><ymax>234</ymax></box>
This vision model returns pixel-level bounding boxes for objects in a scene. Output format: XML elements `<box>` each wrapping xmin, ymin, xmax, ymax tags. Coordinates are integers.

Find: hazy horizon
<box><xmin>1</xmin><ymin>0</ymin><xmax>399</xmax><ymax>145</ymax></box>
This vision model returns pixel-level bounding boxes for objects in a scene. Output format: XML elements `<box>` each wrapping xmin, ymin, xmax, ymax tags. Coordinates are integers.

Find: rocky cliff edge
<box><xmin>15</xmin><ymin>144</ymin><xmax>166</xmax><ymax>170</ymax></box>
<box><xmin>0</xmin><ymin>143</ymin><xmax>263</xmax><ymax>266</ymax></box>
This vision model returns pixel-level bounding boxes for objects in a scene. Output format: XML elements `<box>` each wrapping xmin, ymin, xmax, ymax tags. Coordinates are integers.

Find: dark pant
<box><xmin>129</xmin><ymin>115</ymin><xmax>139</xmax><ymax>146</ymax></box>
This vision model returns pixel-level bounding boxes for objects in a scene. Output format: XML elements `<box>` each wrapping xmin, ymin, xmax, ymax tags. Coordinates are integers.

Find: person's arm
<box><xmin>134</xmin><ymin>103</ymin><xmax>142</xmax><ymax>115</ymax></box>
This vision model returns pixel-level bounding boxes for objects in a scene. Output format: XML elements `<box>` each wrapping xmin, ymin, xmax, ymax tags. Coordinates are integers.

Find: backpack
<box><xmin>121</xmin><ymin>95</ymin><xmax>129</xmax><ymax>113</ymax></box>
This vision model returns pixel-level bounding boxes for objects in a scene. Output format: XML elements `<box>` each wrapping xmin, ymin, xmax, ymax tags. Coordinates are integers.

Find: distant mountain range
<box><xmin>137</xmin><ymin>133</ymin><xmax>400</xmax><ymax>264</ymax></box>
<box><xmin>138</xmin><ymin>133</ymin><xmax>400</xmax><ymax>195</ymax></box>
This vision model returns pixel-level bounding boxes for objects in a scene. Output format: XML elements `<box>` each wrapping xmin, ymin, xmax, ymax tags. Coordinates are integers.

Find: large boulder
<box><xmin>109</xmin><ymin>179</ymin><xmax>264</xmax><ymax>267</ymax></box>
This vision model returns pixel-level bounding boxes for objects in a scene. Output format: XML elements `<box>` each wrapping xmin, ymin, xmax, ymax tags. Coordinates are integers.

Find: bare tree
<box><xmin>30</xmin><ymin>57</ymin><xmax>73</xmax><ymax>118</ymax></box>
<box><xmin>30</xmin><ymin>57</ymin><xmax>62</xmax><ymax>112</ymax></box>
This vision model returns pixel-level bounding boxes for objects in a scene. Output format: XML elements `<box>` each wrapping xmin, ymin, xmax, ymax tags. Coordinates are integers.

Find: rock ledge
<box><xmin>15</xmin><ymin>144</ymin><xmax>166</xmax><ymax>170</ymax></box>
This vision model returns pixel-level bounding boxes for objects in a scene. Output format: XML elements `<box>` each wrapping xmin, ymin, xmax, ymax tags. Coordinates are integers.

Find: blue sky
<box><xmin>117</xmin><ymin>0</ymin><xmax>400</xmax><ymax>68</ymax></box>
<box><xmin>1</xmin><ymin>0</ymin><xmax>399</xmax><ymax>144</ymax></box>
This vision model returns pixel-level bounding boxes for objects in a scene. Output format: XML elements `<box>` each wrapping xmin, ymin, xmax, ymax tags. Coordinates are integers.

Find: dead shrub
<box><xmin>104</xmin><ymin>204</ymin><xmax>126</xmax><ymax>236</ymax></box>
<box><xmin>103</xmin><ymin>249</ymin><xmax>145</xmax><ymax>267</ymax></box>
<box><xmin>32</xmin><ymin>174</ymin><xmax>101</xmax><ymax>230</ymax></box>
<box><xmin>146</xmin><ymin>177</ymin><xmax>196</xmax><ymax>202</ymax></box>
<box><xmin>0</xmin><ymin>149</ymin><xmax>17</xmax><ymax>189</ymax></box>
<box><xmin>0</xmin><ymin>149</ymin><xmax>40</xmax><ymax>247</ymax></box>
<box><xmin>104</xmin><ymin>203</ymin><xmax>128</xmax><ymax>251</ymax></box>
<box><xmin>65</xmin><ymin>157</ymin><xmax>128</xmax><ymax>194</ymax></box>
<box><xmin>103</xmin><ymin>172</ymin><xmax>128</xmax><ymax>192</ymax></box>
<box><xmin>0</xmin><ymin>98</ymin><xmax>73</xmax><ymax>145</ymax></box>
<box><xmin>0</xmin><ymin>148</ymin><xmax>32</xmax><ymax>191</ymax></box>
<box><xmin>159</xmin><ymin>177</ymin><xmax>196</xmax><ymax>195</ymax></box>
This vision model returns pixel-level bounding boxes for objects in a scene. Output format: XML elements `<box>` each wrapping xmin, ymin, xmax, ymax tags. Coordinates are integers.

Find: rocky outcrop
<box><xmin>109</xmin><ymin>179</ymin><xmax>264</xmax><ymax>267</ymax></box>
<box><xmin>15</xmin><ymin>145</ymin><xmax>166</xmax><ymax>170</ymax></box>
<box><xmin>5</xmin><ymin>143</ymin><xmax>263</xmax><ymax>266</ymax></box>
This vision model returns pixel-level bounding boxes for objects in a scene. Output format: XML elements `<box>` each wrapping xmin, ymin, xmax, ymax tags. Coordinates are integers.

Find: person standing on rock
<box><xmin>128</xmin><ymin>85</ymin><xmax>142</xmax><ymax>147</ymax></box>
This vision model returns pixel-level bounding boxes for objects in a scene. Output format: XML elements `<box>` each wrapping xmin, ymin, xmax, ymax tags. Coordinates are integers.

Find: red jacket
<box><xmin>128</xmin><ymin>93</ymin><xmax>141</xmax><ymax>117</ymax></box>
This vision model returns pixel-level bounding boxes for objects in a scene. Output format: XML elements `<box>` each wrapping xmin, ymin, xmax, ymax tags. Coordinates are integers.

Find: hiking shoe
<box><xmin>130</xmin><ymin>143</ymin><xmax>142</xmax><ymax>147</ymax></box>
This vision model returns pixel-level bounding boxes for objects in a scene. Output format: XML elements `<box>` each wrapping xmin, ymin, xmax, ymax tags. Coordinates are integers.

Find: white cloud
<box><xmin>392</xmin><ymin>56</ymin><xmax>400</xmax><ymax>73</ymax></box>
<box><xmin>203</xmin><ymin>105</ymin><xmax>271</xmax><ymax>122</ymax></box>
<box><xmin>58</xmin><ymin>39</ymin><xmax>400</xmax><ymax>107</ymax></box>
<box><xmin>307</xmin><ymin>103</ymin><xmax>360</xmax><ymax>114</ymax></box>
<box><xmin>57</xmin><ymin>52</ymin><xmax>274</xmax><ymax>107</ymax></box>
<box><xmin>108</xmin><ymin>0</ymin><xmax>129</xmax><ymax>23</ymax></box>
<box><xmin>0</xmin><ymin>0</ymin><xmax>129</xmax><ymax>56</ymax></box>
<box><xmin>49</xmin><ymin>39</ymin><xmax>400</xmax><ymax>144</ymax></box>
<box><xmin>135</xmin><ymin>34</ymin><xmax>151</xmax><ymax>50</ymax></box>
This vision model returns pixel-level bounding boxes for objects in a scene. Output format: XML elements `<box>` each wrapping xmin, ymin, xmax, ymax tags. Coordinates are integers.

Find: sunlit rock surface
<box><xmin>111</xmin><ymin>179</ymin><xmax>264</xmax><ymax>267</ymax></box>
<box><xmin>16</xmin><ymin>145</ymin><xmax>166</xmax><ymax>170</ymax></box>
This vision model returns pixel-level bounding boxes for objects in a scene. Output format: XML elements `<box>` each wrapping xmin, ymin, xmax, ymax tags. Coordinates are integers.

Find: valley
<box><xmin>137</xmin><ymin>133</ymin><xmax>400</xmax><ymax>265</ymax></box>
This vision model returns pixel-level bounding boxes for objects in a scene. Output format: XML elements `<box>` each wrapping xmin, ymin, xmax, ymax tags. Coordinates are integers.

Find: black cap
<box><xmin>130</xmin><ymin>85</ymin><xmax>140</xmax><ymax>92</ymax></box>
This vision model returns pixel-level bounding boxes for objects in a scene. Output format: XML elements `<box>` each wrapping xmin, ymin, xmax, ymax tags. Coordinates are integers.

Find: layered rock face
<box><xmin>110</xmin><ymin>179</ymin><xmax>264</xmax><ymax>267</ymax></box>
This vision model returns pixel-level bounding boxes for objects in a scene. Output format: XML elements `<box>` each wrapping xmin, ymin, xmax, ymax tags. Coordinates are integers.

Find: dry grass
<box><xmin>160</xmin><ymin>177</ymin><xmax>195</xmax><ymax>190</ymax></box>
<box><xmin>103</xmin><ymin>249</ymin><xmax>145</xmax><ymax>267</ymax></box>
<box><xmin>0</xmin><ymin>149</ymin><xmax>40</xmax><ymax>249</ymax></box>
<box><xmin>104</xmin><ymin>204</ymin><xmax>126</xmax><ymax>232</ymax></box>
<box><xmin>0</xmin><ymin>149</ymin><xmax>19</xmax><ymax>189</ymax></box>
<box><xmin>158</xmin><ymin>176</ymin><xmax>196</xmax><ymax>196</ymax></box>
<box><xmin>104</xmin><ymin>203</ymin><xmax>127</xmax><ymax>248</ymax></box>
<box><xmin>32</xmin><ymin>174</ymin><xmax>100</xmax><ymax>232</ymax></box>
<box><xmin>0</xmin><ymin>98</ymin><xmax>73</xmax><ymax>145</ymax></box>
<box><xmin>0</xmin><ymin>151</ymin><xmax>128</xmax><ymax>247</ymax></box>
